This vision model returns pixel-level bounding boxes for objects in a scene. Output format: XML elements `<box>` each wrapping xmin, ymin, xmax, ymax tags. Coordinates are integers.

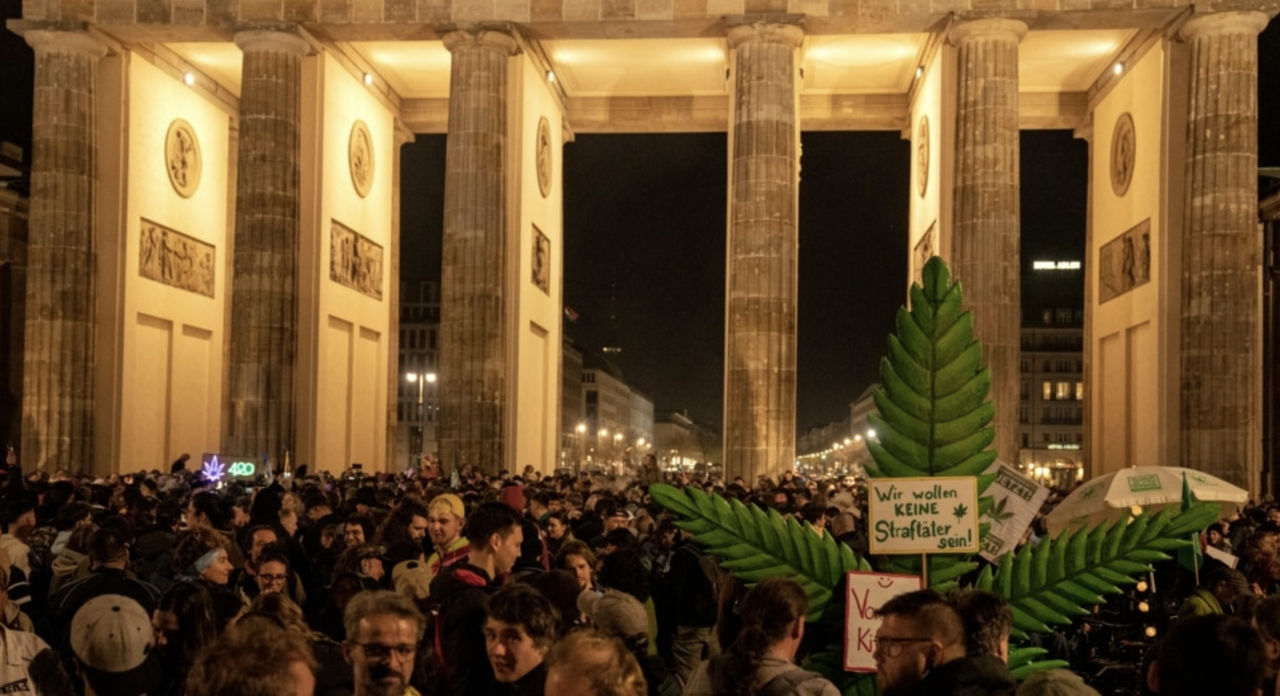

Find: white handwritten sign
<box><xmin>843</xmin><ymin>571</ymin><xmax>924</xmax><ymax>672</ymax></box>
<box><xmin>868</xmin><ymin>476</ymin><xmax>980</xmax><ymax>554</ymax></box>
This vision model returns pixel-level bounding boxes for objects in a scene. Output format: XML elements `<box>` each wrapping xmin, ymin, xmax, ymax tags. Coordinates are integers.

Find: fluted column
<box><xmin>1178</xmin><ymin>11</ymin><xmax>1269</xmax><ymax>488</ymax></box>
<box><xmin>20</xmin><ymin>29</ymin><xmax>106</xmax><ymax>471</ymax></box>
<box><xmin>948</xmin><ymin>18</ymin><xmax>1026</xmax><ymax>466</ymax></box>
<box><xmin>723</xmin><ymin>21</ymin><xmax>802</xmax><ymax>483</ymax></box>
<box><xmin>224</xmin><ymin>29</ymin><xmax>307</xmax><ymax>462</ymax></box>
<box><xmin>438</xmin><ymin>28</ymin><xmax>518</xmax><ymax>476</ymax></box>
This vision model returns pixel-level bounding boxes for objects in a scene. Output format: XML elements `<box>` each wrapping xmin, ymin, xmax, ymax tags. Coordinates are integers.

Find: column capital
<box><xmin>947</xmin><ymin>17</ymin><xmax>1028</xmax><ymax>46</ymax></box>
<box><xmin>9</xmin><ymin>21</ymin><xmax>107</xmax><ymax>58</ymax></box>
<box><xmin>233</xmin><ymin>27</ymin><xmax>310</xmax><ymax>56</ymax></box>
<box><xmin>440</xmin><ymin>26</ymin><xmax>520</xmax><ymax>56</ymax></box>
<box><xmin>1179</xmin><ymin>10</ymin><xmax>1270</xmax><ymax>41</ymax></box>
<box><xmin>727</xmin><ymin>18</ymin><xmax>804</xmax><ymax>50</ymax></box>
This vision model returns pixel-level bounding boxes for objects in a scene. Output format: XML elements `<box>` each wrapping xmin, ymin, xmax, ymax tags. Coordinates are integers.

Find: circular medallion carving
<box><xmin>164</xmin><ymin>119</ymin><xmax>202</xmax><ymax>199</ymax></box>
<box><xmin>1110</xmin><ymin>112</ymin><xmax>1136</xmax><ymax>197</ymax></box>
<box><xmin>536</xmin><ymin>117</ymin><xmax>552</xmax><ymax>199</ymax></box>
<box><xmin>349</xmin><ymin>120</ymin><xmax>374</xmax><ymax>198</ymax></box>
<box><xmin>916</xmin><ymin>115</ymin><xmax>930</xmax><ymax>198</ymax></box>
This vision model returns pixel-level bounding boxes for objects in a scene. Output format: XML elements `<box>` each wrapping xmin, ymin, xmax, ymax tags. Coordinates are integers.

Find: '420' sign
<box><xmin>200</xmin><ymin>454</ymin><xmax>257</xmax><ymax>480</ymax></box>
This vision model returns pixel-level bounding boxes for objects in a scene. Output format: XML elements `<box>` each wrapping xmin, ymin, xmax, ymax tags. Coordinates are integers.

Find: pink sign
<box><xmin>843</xmin><ymin>570</ymin><xmax>925</xmax><ymax>672</ymax></box>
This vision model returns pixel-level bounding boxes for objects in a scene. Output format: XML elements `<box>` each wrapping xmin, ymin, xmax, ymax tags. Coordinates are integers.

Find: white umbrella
<box><xmin>1043</xmin><ymin>466</ymin><xmax>1248</xmax><ymax>535</ymax></box>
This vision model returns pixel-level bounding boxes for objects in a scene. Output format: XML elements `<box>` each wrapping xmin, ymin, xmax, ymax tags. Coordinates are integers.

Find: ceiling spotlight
<box><xmin>363</xmin><ymin>72</ymin><xmax>374</xmax><ymax>86</ymax></box>
<box><xmin>915</xmin><ymin>66</ymin><xmax>924</xmax><ymax>79</ymax></box>
<box><xmin>183</xmin><ymin>72</ymin><xmax>195</xmax><ymax>86</ymax></box>
<box><xmin>546</xmin><ymin>70</ymin><xmax>556</xmax><ymax>83</ymax></box>
<box><xmin>1113</xmin><ymin>62</ymin><xmax>1124</xmax><ymax>76</ymax></box>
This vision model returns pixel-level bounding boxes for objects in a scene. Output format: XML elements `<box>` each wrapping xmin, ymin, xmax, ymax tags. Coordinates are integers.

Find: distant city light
<box><xmin>1033</xmin><ymin>260</ymin><xmax>1081</xmax><ymax>271</ymax></box>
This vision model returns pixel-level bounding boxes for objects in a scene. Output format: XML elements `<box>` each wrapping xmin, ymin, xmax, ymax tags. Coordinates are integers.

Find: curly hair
<box><xmin>186</xmin><ymin>615</ymin><xmax>315</xmax><ymax>696</ymax></box>
<box><xmin>545</xmin><ymin>630</ymin><xmax>646</xmax><ymax>696</ymax></box>
<box><xmin>172</xmin><ymin>526</ymin><xmax>230</xmax><ymax>575</ymax></box>
<box><xmin>376</xmin><ymin>497</ymin><xmax>429</xmax><ymax>546</ymax></box>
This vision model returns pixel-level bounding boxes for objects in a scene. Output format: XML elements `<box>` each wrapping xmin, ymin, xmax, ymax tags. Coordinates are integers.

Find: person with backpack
<box><xmin>682</xmin><ymin>577</ymin><xmax>839</xmax><ymax>696</ymax></box>
<box><xmin>666</xmin><ymin>530</ymin><xmax>723</xmax><ymax>682</ymax></box>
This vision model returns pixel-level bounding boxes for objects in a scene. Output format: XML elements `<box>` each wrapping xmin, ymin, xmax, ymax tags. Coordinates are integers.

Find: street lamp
<box><xmin>405</xmin><ymin>371</ymin><xmax>438</xmax><ymax>466</ymax></box>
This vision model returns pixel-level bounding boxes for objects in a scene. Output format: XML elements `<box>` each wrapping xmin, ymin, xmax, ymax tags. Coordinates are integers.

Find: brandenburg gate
<box><xmin>5</xmin><ymin>0</ymin><xmax>1275</xmax><ymax>490</ymax></box>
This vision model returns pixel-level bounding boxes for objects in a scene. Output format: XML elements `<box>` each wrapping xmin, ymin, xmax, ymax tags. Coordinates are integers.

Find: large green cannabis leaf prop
<box><xmin>648</xmin><ymin>257</ymin><xmax>1218</xmax><ymax>693</ymax></box>
<box><xmin>976</xmin><ymin>503</ymin><xmax>1217</xmax><ymax>638</ymax></box>
<box><xmin>866</xmin><ymin>257</ymin><xmax>995</xmax><ymax>480</ymax></box>
<box><xmin>649</xmin><ymin>483</ymin><xmax>870</xmax><ymax>622</ymax></box>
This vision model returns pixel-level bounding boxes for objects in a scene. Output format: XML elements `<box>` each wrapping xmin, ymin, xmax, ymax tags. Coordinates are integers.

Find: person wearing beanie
<box><xmin>501</xmin><ymin>483</ymin><xmax>549</xmax><ymax>572</ymax></box>
<box><xmin>425</xmin><ymin>494</ymin><xmax>470</xmax><ymax>584</ymax></box>
<box><xmin>580</xmin><ymin>589</ymin><xmax>680</xmax><ymax>696</ymax></box>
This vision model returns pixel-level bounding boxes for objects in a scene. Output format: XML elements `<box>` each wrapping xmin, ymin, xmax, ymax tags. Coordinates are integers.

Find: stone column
<box><xmin>438</xmin><ymin>28</ymin><xmax>518</xmax><ymax>476</ymax></box>
<box><xmin>1178</xmin><ymin>11</ymin><xmax>1270</xmax><ymax>488</ymax></box>
<box><xmin>224</xmin><ymin>29</ymin><xmax>307</xmax><ymax>463</ymax></box>
<box><xmin>19</xmin><ymin>29</ymin><xmax>106</xmax><ymax>471</ymax></box>
<box><xmin>723</xmin><ymin>21</ymin><xmax>802</xmax><ymax>483</ymax></box>
<box><xmin>948</xmin><ymin>18</ymin><xmax>1026</xmax><ymax>466</ymax></box>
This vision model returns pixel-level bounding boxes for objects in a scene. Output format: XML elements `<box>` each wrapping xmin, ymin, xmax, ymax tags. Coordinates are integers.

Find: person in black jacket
<box><xmin>666</xmin><ymin>532</ymin><xmax>721</xmax><ymax>682</ymax></box>
<box><xmin>429</xmin><ymin>502</ymin><xmax>524</xmax><ymax>696</ymax></box>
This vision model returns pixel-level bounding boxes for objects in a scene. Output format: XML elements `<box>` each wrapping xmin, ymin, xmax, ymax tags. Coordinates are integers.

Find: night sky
<box><xmin>2</xmin><ymin>10</ymin><xmax>1278</xmax><ymax>434</ymax></box>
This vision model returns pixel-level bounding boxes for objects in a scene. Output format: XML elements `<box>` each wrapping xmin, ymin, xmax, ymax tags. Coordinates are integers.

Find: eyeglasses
<box><xmin>873</xmin><ymin>636</ymin><xmax>935</xmax><ymax>658</ymax></box>
<box><xmin>354</xmin><ymin>643</ymin><xmax>416</xmax><ymax>661</ymax></box>
<box><xmin>258</xmin><ymin>574</ymin><xmax>287</xmax><ymax>583</ymax></box>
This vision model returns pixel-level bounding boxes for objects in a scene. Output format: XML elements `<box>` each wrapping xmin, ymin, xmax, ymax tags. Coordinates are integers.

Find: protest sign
<box><xmin>868</xmin><ymin>476</ymin><xmax>979</xmax><ymax>554</ymax></box>
<box><xmin>979</xmin><ymin>461</ymin><xmax>1050</xmax><ymax>562</ymax></box>
<box><xmin>843</xmin><ymin>571</ymin><xmax>924</xmax><ymax>672</ymax></box>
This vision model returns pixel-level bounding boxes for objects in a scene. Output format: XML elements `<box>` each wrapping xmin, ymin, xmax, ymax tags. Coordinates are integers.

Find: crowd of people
<box><xmin>0</xmin><ymin>453</ymin><xmax>1272</xmax><ymax>696</ymax></box>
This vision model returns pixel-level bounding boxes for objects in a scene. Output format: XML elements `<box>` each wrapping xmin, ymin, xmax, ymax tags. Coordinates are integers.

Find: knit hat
<box><xmin>499</xmin><ymin>484</ymin><xmax>526</xmax><ymax>513</ymax></box>
<box><xmin>1016</xmin><ymin>669</ymin><xmax>1101</xmax><ymax>696</ymax></box>
<box><xmin>70</xmin><ymin>594</ymin><xmax>164</xmax><ymax>696</ymax></box>
<box><xmin>429</xmin><ymin>493</ymin><xmax>466</xmax><ymax>520</ymax></box>
<box><xmin>391</xmin><ymin>559</ymin><xmax>433</xmax><ymax>600</ymax></box>
<box><xmin>578</xmin><ymin>590</ymin><xmax>648</xmax><ymax>640</ymax></box>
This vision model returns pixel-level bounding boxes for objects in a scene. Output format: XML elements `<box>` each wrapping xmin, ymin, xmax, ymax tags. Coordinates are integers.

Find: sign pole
<box><xmin>921</xmin><ymin>553</ymin><xmax>928</xmax><ymax>587</ymax></box>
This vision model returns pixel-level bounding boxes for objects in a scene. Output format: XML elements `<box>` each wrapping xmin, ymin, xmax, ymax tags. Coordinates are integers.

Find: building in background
<box><xmin>653</xmin><ymin>410</ymin><xmax>720</xmax><ymax>471</ymax></box>
<box><xmin>1020</xmin><ymin>259</ymin><xmax>1085</xmax><ymax>488</ymax></box>
<box><xmin>396</xmin><ymin>280</ymin><xmax>440</xmax><ymax>470</ymax></box>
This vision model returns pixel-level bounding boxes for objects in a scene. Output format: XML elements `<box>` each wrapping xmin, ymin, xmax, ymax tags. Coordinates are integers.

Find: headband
<box><xmin>188</xmin><ymin>548</ymin><xmax>226</xmax><ymax>576</ymax></box>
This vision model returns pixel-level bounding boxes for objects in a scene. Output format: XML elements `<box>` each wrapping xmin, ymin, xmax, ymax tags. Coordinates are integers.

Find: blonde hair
<box><xmin>546</xmin><ymin>630</ymin><xmax>647</xmax><ymax>696</ymax></box>
<box><xmin>187</xmin><ymin>615</ymin><xmax>315</xmax><ymax>696</ymax></box>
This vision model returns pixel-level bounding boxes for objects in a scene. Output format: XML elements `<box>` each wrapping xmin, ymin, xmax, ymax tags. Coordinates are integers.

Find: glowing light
<box><xmin>406</xmin><ymin>373</ymin><xmax>418</xmax><ymax>383</ymax></box>
<box><xmin>1136</xmin><ymin>580</ymin><xmax>1149</xmax><ymax>593</ymax></box>
<box><xmin>1130</xmin><ymin>505</ymin><xmax>1143</xmax><ymax>517</ymax></box>
<box><xmin>1113</xmin><ymin>62</ymin><xmax>1124</xmax><ymax>76</ymax></box>
<box><xmin>425</xmin><ymin>372</ymin><xmax>437</xmax><ymax>384</ymax></box>
<box><xmin>1138</xmin><ymin>601</ymin><xmax>1150</xmax><ymax>613</ymax></box>
<box><xmin>1033</xmin><ymin>260</ymin><xmax>1082</xmax><ymax>271</ymax></box>
<box><xmin>599</xmin><ymin>429</ymin><xmax>609</xmax><ymax>438</ymax></box>
<box><xmin>915</xmin><ymin>66</ymin><xmax>923</xmax><ymax>78</ymax></box>
<box><xmin>229</xmin><ymin>461</ymin><xmax>256</xmax><ymax>477</ymax></box>
<box><xmin>546</xmin><ymin>70</ymin><xmax>556</xmax><ymax>83</ymax></box>
<box><xmin>866</xmin><ymin>429</ymin><xmax>876</xmax><ymax>439</ymax></box>
<box><xmin>1144</xmin><ymin>626</ymin><xmax>1157</xmax><ymax>638</ymax></box>
<box><xmin>202</xmin><ymin>456</ymin><xmax>225</xmax><ymax>481</ymax></box>
<box><xmin>363</xmin><ymin>72</ymin><xmax>374</xmax><ymax>85</ymax></box>
<box><xmin>576</xmin><ymin>423</ymin><xmax>587</xmax><ymax>434</ymax></box>
<box><xmin>183</xmin><ymin>72</ymin><xmax>195</xmax><ymax>86</ymax></box>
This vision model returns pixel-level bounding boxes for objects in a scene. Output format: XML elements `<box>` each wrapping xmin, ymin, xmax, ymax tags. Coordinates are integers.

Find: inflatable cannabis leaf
<box><xmin>649</xmin><ymin>257</ymin><xmax>1217</xmax><ymax>694</ymax></box>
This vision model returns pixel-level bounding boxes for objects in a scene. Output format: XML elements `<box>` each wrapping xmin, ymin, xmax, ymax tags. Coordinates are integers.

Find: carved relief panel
<box><xmin>330</xmin><ymin>220</ymin><xmax>383</xmax><ymax>300</ymax></box>
<box><xmin>1099</xmin><ymin>218</ymin><xmax>1150</xmax><ymax>303</ymax></box>
<box><xmin>139</xmin><ymin>219</ymin><xmax>215</xmax><ymax>297</ymax></box>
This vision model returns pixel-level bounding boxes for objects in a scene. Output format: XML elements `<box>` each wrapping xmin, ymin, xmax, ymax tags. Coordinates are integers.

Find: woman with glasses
<box><xmin>683</xmin><ymin>577</ymin><xmax>839</xmax><ymax>696</ymax></box>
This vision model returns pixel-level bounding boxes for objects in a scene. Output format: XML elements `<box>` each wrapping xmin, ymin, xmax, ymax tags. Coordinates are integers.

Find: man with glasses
<box><xmin>343</xmin><ymin>590</ymin><xmax>426</xmax><ymax>696</ymax></box>
<box><xmin>873</xmin><ymin>589</ymin><xmax>1014</xmax><ymax>696</ymax></box>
